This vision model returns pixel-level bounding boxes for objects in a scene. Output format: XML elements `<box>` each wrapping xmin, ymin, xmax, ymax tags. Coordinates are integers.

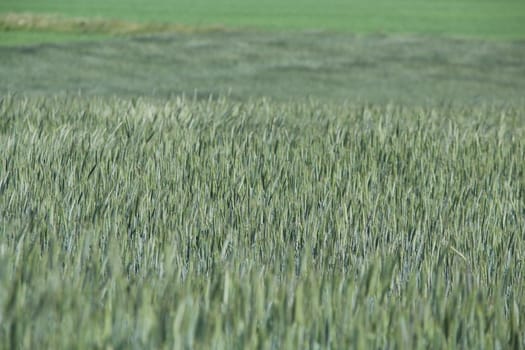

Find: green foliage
<box><xmin>0</xmin><ymin>95</ymin><xmax>524</xmax><ymax>348</ymax></box>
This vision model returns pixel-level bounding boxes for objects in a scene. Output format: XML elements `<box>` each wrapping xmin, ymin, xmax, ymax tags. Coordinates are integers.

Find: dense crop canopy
<box><xmin>0</xmin><ymin>95</ymin><xmax>524</xmax><ymax>348</ymax></box>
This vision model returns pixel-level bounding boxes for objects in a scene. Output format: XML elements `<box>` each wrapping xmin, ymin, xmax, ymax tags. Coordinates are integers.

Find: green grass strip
<box><xmin>0</xmin><ymin>12</ymin><xmax>229</xmax><ymax>35</ymax></box>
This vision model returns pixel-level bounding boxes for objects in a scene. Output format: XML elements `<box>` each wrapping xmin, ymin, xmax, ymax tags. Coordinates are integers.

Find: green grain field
<box><xmin>1</xmin><ymin>1</ymin><xmax>525</xmax><ymax>349</ymax></box>
<box><xmin>1</xmin><ymin>96</ymin><xmax>524</xmax><ymax>349</ymax></box>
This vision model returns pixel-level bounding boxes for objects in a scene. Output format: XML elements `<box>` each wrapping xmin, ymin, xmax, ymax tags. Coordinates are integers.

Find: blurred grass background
<box><xmin>1</xmin><ymin>0</ymin><xmax>525</xmax><ymax>39</ymax></box>
<box><xmin>1</xmin><ymin>0</ymin><xmax>525</xmax><ymax>48</ymax></box>
<box><xmin>1</xmin><ymin>0</ymin><xmax>524</xmax><ymax>103</ymax></box>
<box><xmin>1</xmin><ymin>31</ymin><xmax>524</xmax><ymax>104</ymax></box>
